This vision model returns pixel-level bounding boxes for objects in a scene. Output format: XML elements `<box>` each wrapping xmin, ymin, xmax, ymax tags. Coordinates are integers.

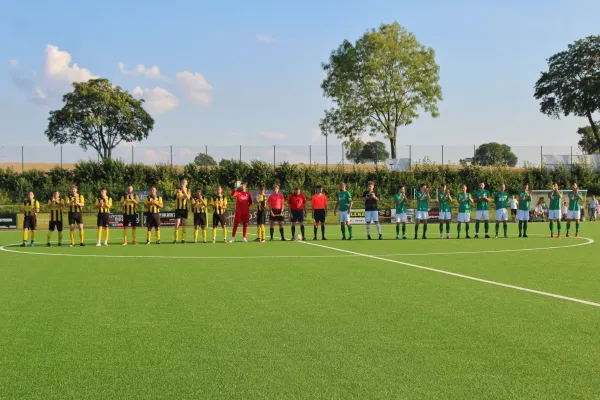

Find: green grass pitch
<box><xmin>1</xmin><ymin>222</ymin><xmax>600</xmax><ymax>399</ymax></box>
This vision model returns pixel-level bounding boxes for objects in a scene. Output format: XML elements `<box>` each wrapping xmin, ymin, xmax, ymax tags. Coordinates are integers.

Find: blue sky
<box><xmin>2</xmin><ymin>0</ymin><xmax>599</xmax><ymax>157</ymax></box>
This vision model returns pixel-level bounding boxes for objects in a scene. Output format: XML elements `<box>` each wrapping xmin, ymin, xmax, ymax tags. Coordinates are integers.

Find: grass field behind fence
<box><xmin>1</xmin><ymin>222</ymin><xmax>599</xmax><ymax>399</ymax></box>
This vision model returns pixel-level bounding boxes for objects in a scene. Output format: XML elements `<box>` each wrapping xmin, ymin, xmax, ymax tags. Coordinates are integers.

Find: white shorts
<box><xmin>365</xmin><ymin>210</ymin><xmax>379</xmax><ymax>223</ymax></box>
<box><xmin>396</xmin><ymin>213</ymin><xmax>407</xmax><ymax>223</ymax></box>
<box><xmin>438</xmin><ymin>211</ymin><xmax>451</xmax><ymax>220</ymax></box>
<box><xmin>567</xmin><ymin>210</ymin><xmax>581</xmax><ymax>220</ymax></box>
<box><xmin>457</xmin><ymin>212</ymin><xmax>470</xmax><ymax>223</ymax></box>
<box><xmin>548</xmin><ymin>210</ymin><xmax>561</xmax><ymax>220</ymax></box>
<box><xmin>416</xmin><ymin>211</ymin><xmax>428</xmax><ymax>221</ymax></box>
<box><xmin>339</xmin><ymin>210</ymin><xmax>350</xmax><ymax>223</ymax></box>
<box><xmin>517</xmin><ymin>210</ymin><xmax>530</xmax><ymax>221</ymax></box>
<box><xmin>475</xmin><ymin>210</ymin><xmax>489</xmax><ymax>220</ymax></box>
<box><xmin>495</xmin><ymin>208</ymin><xmax>508</xmax><ymax>222</ymax></box>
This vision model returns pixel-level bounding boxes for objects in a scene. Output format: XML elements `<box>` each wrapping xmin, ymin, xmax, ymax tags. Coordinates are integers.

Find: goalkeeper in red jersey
<box><xmin>229</xmin><ymin>182</ymin><xmax>253</xmax><ymax>243</ymax></box>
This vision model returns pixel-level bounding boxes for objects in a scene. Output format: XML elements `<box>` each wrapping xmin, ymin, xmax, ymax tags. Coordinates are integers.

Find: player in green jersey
<box><xmin>414</xmin><ymin>183</ymin><xmax>430</xmax><ymax>239</ymax></box>
<box><xmin>394</xmin><ymin>186</ymin><xmax>408</xmax><ymax>240</ymax></box>
<box><xmin>474</xmin><ymin>182</ymin><xmax>491</xmax><ymax>238</ymax></box>
<box><xmin>566</xmin><ymin>183</ymin><xmax>583</xmax><ymax>237</ymax></box>
<box><xmin>456</xmin><ymin>184</ymin><xmax>472</xmax><ymax>239</ymax></box>
<box><xmin>517</xmin><ymin>184</ymin><xmax>532</xmax><ymax>238</ymax></box>
<box><xmin>493</xmin><ymin>183</ymin><xmax>509</xmax><ymax>238</ymax></box>
<box><xmin>334</xmin><ymin>182</ymin><xmax>354</xmax><ymax>240</ymax></box>
<box><xmin>548</xmin><ymin>183</ymin><xmax>563</xmax><ymax>238</ymax></box>
<box><xmin>437</xmin><ymin>183</ymin><xmax>452</xmax><ymax>239</ymax></box>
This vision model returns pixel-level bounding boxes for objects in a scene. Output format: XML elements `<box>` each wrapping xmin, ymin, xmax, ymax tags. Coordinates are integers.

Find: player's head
<box><xmin>399</xmin><ymin>185</ymin><xmax>406</xmax><ymax>194</ymax></box>
<box><xmin>294</xmin><ymin>187</ymin><xmax>301</xmax><ymax>195</ymax></box>
<box><xmin>552</xmin><ymin>182</ymin><xmax>558</xmax><ymax>190</ymax></box>
<box><xmin>100</xmin><ymin>187</ymin><xmax>107</xmax><ymax>197</ymax></box>
<box><xmin>316</xmin><ymin>185</ymin><xmax>323</xmax><ymax>194</ymax></box>
<box><xmin>367</xmin><ymin>181</ymin><xmax>374</xmax><ymax>191</ymax></box>
<box><xmin>196</xmin><ymin>188</ymin><xmax>202</xmax><ymax>197</ymax></box>
<box><xmin>461</xmin><ymin>184</ymin><xmax>467</xmax><ymax>192</ymax></box>
<box><xmin>27</xmin><ymin>191</ymin><xmax>34</xmax><ymax>200</ymax></box>
<box><xmin>273</xmin><ymin>184</ymin><xmax>280</xmax><ymax>193</ymax></box>
<box><xmin>523</xmin><ymin>183</ymin><xmax>529</xmax><ymax>191</ymax></box>
<box><xmin>479</xmin><ymin>182</ymin><xmax>485</xmax><ymax>190</ymax></box>
<box><xmin>180</xmin><ymin>179</ymin><xmax>188</xmax><ymax>187</ymax></box>
<box><xmin>563</xmin><ymin>201</ymin><xmax>567</xmax><ymax>206</ymax></box>
<box><xmin>573</xmin><ymin>183</ymin><xmax>578</xmax><ymax>190</ymax></box>
<box><xmin>71</xmin><ymin>185</ymin><xmax>78</xmax><ymax>195</ymax></box>
<box><xmin>593</xmin><ymin>194</ymin><xmax>596</xmax><ymax>199</ymax></box>
<box><xmin>241</xmin><ymin>182</ymin><xmax>247</xmax><ymax>191</ymax></box>
<box><xmin>420</xmin><ymin>183</ymin><xmax>427</xmax><ymax>191</ymax></box>
<box><xmin>216</xmin><ymin>185</ymin><xmax>222</xmax><ymax>195</ymax></box>
<box><xmin>440</xmin><ymin>183</ymin><xmax>447</xmax><ymax>191</ymax></box>
<box><xmin>500</xmin><ymin>183</ymin><xmax>506</xmax><ymax>192</ymax></box>
<box><xmin>150</xmin><ymin>186</ymin><xmax>157</xmax><ymax>196</ymax></box>
<box><xmin>127</xmin><ymin>185</ymin><xmax>133</xmax><ymax>194</ymax></box>
<box><xmin>339</xmin><ymin>182</ymin><xmax>346</xmax><ymax>191</ymax></box>
<box><xmin>53</xmin><ymin>191</ymin><xmax>60</xmax><ymax>200</ymax></box>
<box><xmin>260</xmin><ymin>186</ymin><xmax>266</xmax><ymax>194</ymax></box>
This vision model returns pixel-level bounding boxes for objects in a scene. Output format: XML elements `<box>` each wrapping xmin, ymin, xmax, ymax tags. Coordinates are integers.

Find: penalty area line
<box><xmin>299</xmin><ymin>240</ymin><xmax>600</xmax><ymax>308</ymax></box>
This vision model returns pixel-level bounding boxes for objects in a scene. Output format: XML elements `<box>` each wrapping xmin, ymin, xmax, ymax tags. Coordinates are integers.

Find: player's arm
<box><xmin>248</xmin><ymin>194</ymin><xmax>252</xmax><ymax>207</ymax></box>
<box><xmin>96</xmin><ymin>198</ymin><xmax>102</xmax><ymax>209</ymax></box>
<box><xmin>372</xmin><ymin>192</ymin><xmax>379</xmax><ymax>201</ymax></box>
<box><xmin>108</xmin><ymin>198</ymin><xmax>112</xmax><ymax>209</ymax></box>
<box><xmin>157</xmin><ymin>197</ymin><xmax>164</xmax><ymax>209</ymax></box>
<box><xmin>78</xmin><ymin>195</ymin><xmax>85</xmax><ymax>207</ymax></box>
<box><xmin>223</xmin><ymin>198</ymin><xmax>227</xmax><ymax>210</ymax></box>
<box><xmin>349</xmin><ymin>200</ymin><xmax>353</xmax><ymax>213</ymax></box>
<box><xmin>120</xmin><ymin>196</ymin><xmax>126</xmax><ymax>206</ymax></box>
<box><xmin>34</xmin><ymin>200</ymin><xmax>40</xmax><ymax>215</ymax></box>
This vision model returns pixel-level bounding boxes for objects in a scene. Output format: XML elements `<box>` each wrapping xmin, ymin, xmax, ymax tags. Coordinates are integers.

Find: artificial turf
<box><xmin>0</xmin><ymin>222</ymin><xmax>599</xmax><ymax>399</ymax></box>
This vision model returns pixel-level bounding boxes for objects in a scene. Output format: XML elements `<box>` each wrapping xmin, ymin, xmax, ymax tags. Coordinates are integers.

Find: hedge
<box><xmin>1</xmin><ymin>159</ymin><xmax>598</xmax><ymax>211</ymax></box>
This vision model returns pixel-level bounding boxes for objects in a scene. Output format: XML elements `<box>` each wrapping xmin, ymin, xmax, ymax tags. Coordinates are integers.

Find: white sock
<box><xmin>366</xmin><ymin>223</ymin><xmax>371</xmax><ymax>235</ymax></box>
<box><xmin>375</xmin><ymin>222</ymin><xmax>381</xmax><ymax>235</ymax></box>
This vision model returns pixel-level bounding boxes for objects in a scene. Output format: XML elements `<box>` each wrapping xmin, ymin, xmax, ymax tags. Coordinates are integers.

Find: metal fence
<box><xmin>0</xmin><ymin>144</ymin><xmax>587</xmax><ymax>171</ymax></box>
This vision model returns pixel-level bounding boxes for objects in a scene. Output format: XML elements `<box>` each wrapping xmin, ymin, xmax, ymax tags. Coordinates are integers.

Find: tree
<box><xmin>361</xmin><ymin>141</ymin><xmax>389</xmax><ymax>164</ymax></box>
<box><xmin>577</xmin><ymin>126</ymin><xmax>600</xmax><ymax>154</ymax></box>
<box><xmin>45</xmin><ymin>78</ymin><xmax>154</xmax><ymax>160</ymax></box>
<box><xmin>321</xmin><ymin>22</ymin><xmax>442</xmax><ymax>159</ymax></box>
<box><xmin>344</xmin><ymin>140</ymin><xmax>366</xmax><ymax>163</ymax></box>
<box><xmin>194</xmin><ymin>153</ymin><xmax>217</xmax><ymax>166</ymax></box>
<box><xmin>474</xmin><ymin>143</ymin><xmax>518</xmax><ymax>167</ymax></box>
<box><xmin>534</xmin><ymin>36</ymin><xmax>600</xmax><ymax>153</ymax></box>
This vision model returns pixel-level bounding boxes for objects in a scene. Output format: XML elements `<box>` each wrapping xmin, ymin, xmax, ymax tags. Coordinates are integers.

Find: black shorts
<box><xmin>68</xmin><ymin>212</ymin><xmax>83</xmax><ymax>225</ymax></box>
<box><xmin>123</xmin><ymin>214</ymin><xmax>137</xmax><ymax>227</ymax></box>
<box><xmin>175</xmin><ymin>209</ymin><xmax>189</xmax><ymax>220</ymax></box>
<box><xmin>270</xmin><ymin>209</ymin><xmax>284</xmax><ymax>222</ymax></box>
<box><xmin>213</xmin><ymin>213</ymin><xmax>226</xmax><ymax>227</ymax></box>
<box><xmin>291</xmin><ymin>210</ymin><xmax>304</xmax><ymax>223</ymax></box>
<box><xmin>194</xmin><ymin>212</ymin><xmax>207</xmax><ymax>227</ymax></box>
<box><xmin>511</xmin><ymin>209</ymin><xmax>517</xmax><ymax>216</ymax></box>
<box><xmin>313</xmin><ymin>209</ymin><xmax>326</xmax><ymax>223</ymax></box>
<box><xmin>23</xmin><ymin>216</ymin><xmax>37</xmax><ymax>230</ymax></box>
<box><xmin>256</xmin><ymin>210</ymin><xmax>266</xmax><ymax>225</ymax></box>
<box><xmin>97</xmin><ymin>213</ymin><xmax>109</xmax><ymax>228</ymax></box>
<box><xmin>147</xmin><ymin>213</ymin><xmax>160</xmax><ymax>229</ymax></box>
<box><xmin>49</xmin><ymin>221</ymin><xmax>63</xmax><ymax>232</ymax></box>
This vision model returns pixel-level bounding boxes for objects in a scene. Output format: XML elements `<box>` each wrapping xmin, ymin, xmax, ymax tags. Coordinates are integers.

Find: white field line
<box><xmin>299</xmin><ymin>240</ymin><xmax>600</xmax><ymax>308</ymax></box>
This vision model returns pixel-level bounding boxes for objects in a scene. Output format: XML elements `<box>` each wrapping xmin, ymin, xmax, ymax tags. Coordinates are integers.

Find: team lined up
<box><xmin>18</xmin><ymin>180</ymin><xmax>585</xmax><ymax>247</ymax></box>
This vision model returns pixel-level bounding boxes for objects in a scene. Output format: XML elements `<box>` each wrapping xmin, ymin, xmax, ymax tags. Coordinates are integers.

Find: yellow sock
<box><xmin>132</xmin><ymin>228</ymin><xmax>136</xmax><ymax>242</ymax></box>
<box><xmin>212</xmin><ymin>227</ymin><xmax>217</xmax><ymax>239</ymax></box>
<box><xmin>80</xmin><ymin>229</ymin><xmax>84</xmax><ymax>244</ymax></box>
<box><xmin>182</xmin><ymin>226</ymin><xmax>187</xmax><ymax>241</ymax></box>
<box><xmin>194</xmin><ymin>228</ymin><xmax>199</xmax><ymax>242</ymax></box>
<box><xmin>97</xmin><ymin>227</ymin><xmax>102</xmax><ymax>241</ymax></box>
<box><xmin>58</xmin><ymin>232</ymin><xmax>62</xmax><ymax>244</ymax></box>
<box><xmin>31</xmin><ymin>230</ymin><xmax>35</xmax><ymax>241</ymax></box>
<box><xmin>223</xmin><ymin>227</ymin><xmax>227</xmax><ymax>239</ymax></box>
<box><xmin>70</xmin><ymin>231</ymin><xmax>75</xmax><ymax>245</ymax></box>
<box><xmin>147</xmin><ymin>230</ymin><xmax>151</xmax><ymax>242</ymax></box>
<box><xmin>156</xmin><ymin>230</ymin><xmax>161</xmax><ymax>241</ymax></box>
<box><xmin>202</xmin><ymin>228</ymin><xmax>207</xmax><ymax>242</ymax></box>
<box><xmin>47</xmin><ymin>231</ymin><xmax>52</xmax><ymax>243</ymax></box>
<box><xmin>104</xmin><ymin>228</ymin><xmax>109</xmax><ymax>241</ymax></box>
<box><xmin>23</xmin><ymin>230</ymin><xmax>28</xmax><ymax>242</ymax></box>
<box><xmin>174</xmin><ymin>229</ymin><xmax>179</xmax><ymax>241</ymax></box>
<box><xmin>123</xmin><ymin>228</ymin><xmax>127</xmax><ymax>242</ymax></box>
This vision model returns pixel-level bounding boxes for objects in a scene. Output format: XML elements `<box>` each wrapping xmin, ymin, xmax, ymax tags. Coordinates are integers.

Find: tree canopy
<box><xmin>534</xmin><ymin>35</ymin><xmax>600</xmax><ymax>152</ymax></box>
<box><xmin>474</xmin><ymin>143</ymin><xmax>518</xmax><ymax>167</ymax></box>
<box><xmin>45</xmin><ymin>78</ymin><xmax>154</xmax><ymax>160</ymax></box>
<box><xmin>194</xmin><ymin>153</ymin><xmax>218</xmax><ymax>166</ymax></box>
<box><xmin>321</xmin><ymin>22</ymin><xmax>442</xmax><ymax>159</ymax></box>
<box><xmin>577</xmin><ymin>125</ymin><xmax>600</xmax><ymax>154</ymax></box>
<box><xmin>345</xmin><ymin>140</ymin><xmax>366</xmax><ymax>163</ymax></box>
<box><xmin>344</xmin><ymin>140</ymin><xmax>390</xmax><ymax>164</ymax></box>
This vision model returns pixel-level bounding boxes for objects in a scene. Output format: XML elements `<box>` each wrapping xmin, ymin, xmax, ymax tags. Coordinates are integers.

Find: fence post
<box><xmin>132</xmin><ymin>145</ymin><xmax>134</xmax><ymax>164</ymax></box>
<box><xmin>239</xmin><ymin>145</ymin><xmax>242</xmax><ymax>161</ymax></box>
<box><xmin>473</xmin><ymin>144</ymin><xmax>476</xmax><ymax>160</ymax></box>
<box><xmin>309</xmin><ymin>145</ymin><xmax>312</xmax><ymax>168</ymax></box>
<box><xmin>170</xmin><ymin>145</ymin><xmax>173</xmax><ymax>166</ymax></box>
<box><xmin>570</xmin><ymin>146</ymin><xmax>573</xmax><ymax>172</ymax></box>
<box><xmin>60</xmin><ymin>145</ymin><xmax>63</xmax><ymax>169</ymax></box>
<box><xmin>273</xmin><ymin>145</ymin><xmax>276</xmax><ymax>167</ymax></box>
<box><xmin>21</xmin><ymin>146</ymin><xmax>24</xmax><ymax>172</ymax></box>
<box><xmin>409</xmin><ymin>145</ymin><xmax>412</xmax><ymax>169</ymax></box>
<box><xmin>442</xmin><ymin>145</ymin><xmax>444</xmax><ymax>168</ymax></box>
<box><xmin>205</xmin><ymin>145</ymin><xmax>208</xmax><ymax>155</ymax></box>
<box><xmin>540</xmin><ymin>145</ymin><xmax>543</xmax><ymax>168</ymax></box>
<box><xmin>342</xmin><ymin>143</ymin><xmax>345</xmax><ymax>172</ymax></box>
<box><xmin>325</xmin><ymin>135</ymin><xmax>328</xmax><ymax>170</ymax></box>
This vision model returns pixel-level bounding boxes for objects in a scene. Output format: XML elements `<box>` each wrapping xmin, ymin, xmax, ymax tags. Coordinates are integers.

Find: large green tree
<box><xmin>194</xmin><ymin>153</ymin><xmax>218</xmax><ymax>166</ymax></box>
<box><xmin>534</xmin><ymin>36</ymin><xmax>600</xmax><ymax>152</ymax></box>
<box><xmin>361</xmin><ymin>141</ymin><xmax>389</xmax><ymax>164</ymax></box>
<box><xmin>577</xmin><ymin>125</ymin><xmax>600</xmax><ymax>154</ymax></box>
<box><xmin>45</xmin><ymin>78</ymin><xmax>154</xmax><ymax>160</ymax></box>
<box><xmin>321</xmin><ymin>22</ymin><xmax>442</xmax><ymax>159</ymax></box>
<box><xmin>344</xmin><ymin>140</ymin><xmax>366</xmax><ymax>163</ymax></box>
<box><xmin>474</xmin><ymin>142</ymin><xmax>518</xmax><ymax>167</ymax></box>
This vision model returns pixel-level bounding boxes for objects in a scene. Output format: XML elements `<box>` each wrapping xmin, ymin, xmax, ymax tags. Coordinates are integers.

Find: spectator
<box><xmin>508</xmin><ymin>195</ymin><xmax>518</xmax><ymax>222</ymax></box>
<box><xmin>561</xmin><ymin>201</ymin><xmax>568</xmax><ymax>221</ymax></box>
<box><xmin>589</xmin><ymin>195</ymin><xmax>598</xmax><ymax>222</ymax></box>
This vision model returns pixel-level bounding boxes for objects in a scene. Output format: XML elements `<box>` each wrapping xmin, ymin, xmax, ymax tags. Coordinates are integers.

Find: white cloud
<box><xmin>44</xmin><ymin>44</ymin><xmax>97</xmax><ymax>83</ymax></box>
<box><xmin>132</xmin><ymin>86</ymin><xmax>180</xmax><ymax>115</ymax></box>
<box><xmin>259</xmin><ymin>132</ymin><xmax>287</xmax><ymax>141</ymax></box>
<box><xmin>175</xmin><ymin>71</ymin><xmax>213</xmax><ymax>106</ymax></box>
<box><xmin>256</xmin><ymin>34</ymin><xmax>275</xmax><ymax>43</ymax></box>
<box><xmin>118</xmin><ymin>61</ymin><xmax>167</xmax><ymax>80</ymax></box>
<box><xmin>9</xmin><ymin>59</ymin><xmax>18</xmax><ymax>68</ymax></box>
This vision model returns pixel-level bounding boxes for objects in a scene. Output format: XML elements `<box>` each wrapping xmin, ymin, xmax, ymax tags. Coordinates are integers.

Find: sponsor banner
<box><xmin>108</xmin><ymin>212</ymin><xmax>141</xmax><ymax>228</ymax></box>
<box><xmin>0</xmin><ymin>213</ymin><xmax>17</xmax><ymax>229</ymax></box>
<box><xmin>142</xmin><ymin>211</ymin><xmax>178</xmax><ymax>227</ymax></box>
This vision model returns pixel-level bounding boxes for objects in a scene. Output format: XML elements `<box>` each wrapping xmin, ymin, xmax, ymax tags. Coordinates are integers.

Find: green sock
<box><xmin>457</xmin><ymin>224</ymin><xmax>462</xmax><ymax>236</ymax></box>
<box><xmin>576</xmin><ymin>222</ymin><xmax>580</xmax><ymax>234</ymax></box>
<box><xmin>476</xmin><ymin>221</ymin><xmax>480</xmax><ymax>235</ymax></box>
<box><xmin>495</xmin><ymin>223</ymin><xmax>499</xmax><ymax>236</ymax></box>
<box><xmin>423</xmin><ymin>224</ymin><xmax>428</xmax><ymax>237</ymax></box>
<box><xmin>503</xmin><ymin>223</ymin><xmax>508</xmax><ymax>235</ymax></box>
<box><xmin>549</xmin><ymin>221</ymin><xmax>554</xmax><ymax>234</ymax></box>
<box><xmin>341</xmin><ymin>225</ymin><xmax>346</xmax><ymax>237</ymax></box>
<box><xmin>484</xmin><ymin>222</ymin><xmax>489</xmax><ymax>234</ymax></box>
<box><xmin>566</xmin><ymin>222</ymin><xmax>571</xmax><ymax>233</ymax></box>
<box><xmin>348</xmin><ymin>225</ymin><xmax>353</xmax><ymax>237</ymax></box>
<box><xmin>558</xmin><ymin>221</ymin><xmax>562</xmax><ymax>234</ymax></box>
<box><xmin>439</xmin><ymin>223</ymin><xmax>443</xmax><ymax>234</ymax></box>
<box><xmin>466</xmin><ymin>223</ymin><xmax>470</xmax><ymax>235</ymax></box>
<box><xmin>396</xmin><ymin>224</ymin><xmax>400</xmax><ymax>236</ymax></box>
<box><xmin>402</xmin><ymin>225</ymin><xmax>406</xmax><ymax>236</ymax></box>
<box><xmin>446</xmin><ymin>222</ymin><xmax>450</xmax><ymax>234</ymax></box>
<box><xmin>519</xmin><ymin>221</ymin><xmax>523</xmax><ymax>235</ymax></box>
<box><xmin>524</xmin><ymin>221</ymin><xmax>528</xmax><ymax>235</ymax></box>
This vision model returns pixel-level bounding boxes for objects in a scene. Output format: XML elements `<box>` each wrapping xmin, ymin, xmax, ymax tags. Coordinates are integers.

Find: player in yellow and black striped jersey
<box><xmin>191</xmin><ymin>188</ymin><xmax>208</xmax><ymax>243</ymax></box>
<box><xmin>255</xmin><ymin>187</ymin><xmax>267</xmax><ymax>242</ymax></box>
<box><xmin>120</xmin><ymin>186</ymin><xmax>139</xmax><ymax>245</ymax></box>
<box><xmin>20</xmin><ymin>191</ymin><xmax>40</xmax><ymax>247</ymax></box>
<box><xmin>144</xmin><ymin>186</ymin><xmax>163</xmax><ymax>244</ymax></box>
<box><xmin>174</xmin><ymin>179</ymin><xmax>191</xmax><ymax>244</ymax></box>
<box><xmin>210</xmin><ymin>185</ymin><xmax>228</xmax><ymax>243</ymax></box>
<box><xmin>46</xmin><ymin>191</ymin><xmax>64</xmax><ymax>247</ymax></box>
<box><xmin>66</xmin><ymin>185</ymin><xmax>85</xmax><ymax>246</ymax></box>
<box><xmin>96</xmin><ymin>188</ymin><xmax>112</xmax><ymax>246</ymax></box>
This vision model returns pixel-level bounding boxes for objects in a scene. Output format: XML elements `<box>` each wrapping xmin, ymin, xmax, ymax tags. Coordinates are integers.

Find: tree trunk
<box><xmin>586</xmin><ymin>111</ymin><xmax>600</xmax><ymax>152</ymax></box>
<box><xmin>389</xmin><ymin>136</ymin><xmax>396</xmax><ymax>159</ymax></box>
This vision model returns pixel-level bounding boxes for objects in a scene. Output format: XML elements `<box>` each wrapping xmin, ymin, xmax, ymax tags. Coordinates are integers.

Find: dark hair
<box><xmin>100</xmin><ymin>187</ymin><xmax>107</xmax><ymax>192</ymax></box>
<box><xmin>316</xmin><ymin>185</ymin><xmax>323</xmax><ymax>189</ymax></box>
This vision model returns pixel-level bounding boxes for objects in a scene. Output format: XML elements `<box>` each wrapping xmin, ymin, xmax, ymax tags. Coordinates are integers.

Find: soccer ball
<box><xmin>295</xmin><ymin>234</ymin><xmax>302</xmax><ymax>241</ymax></box>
